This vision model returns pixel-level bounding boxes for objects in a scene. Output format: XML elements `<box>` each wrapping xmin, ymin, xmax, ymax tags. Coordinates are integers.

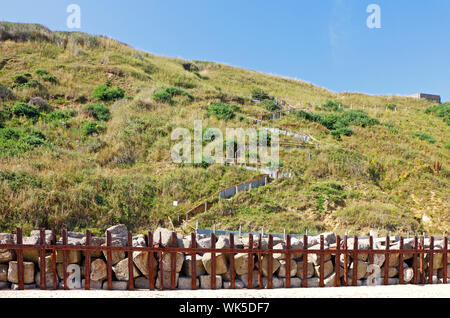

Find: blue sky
<box><xmin>1</xmin><ymin>0</ymin><xmax>449</xmax><ymax>101</ymax></box>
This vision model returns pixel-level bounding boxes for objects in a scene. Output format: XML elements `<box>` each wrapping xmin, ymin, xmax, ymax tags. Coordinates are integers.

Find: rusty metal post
<box><xmin>148</xmin><ymin>232</ymin><xmax>155</xmax><ymax>290</ymax></box>
<box><xmin>398</xmin><ymin>237</ymin><xmax>404</xmax><ymax>285</ymax></box>
<box><xmin>84</xmin><ymin>230</ymin><xmax>91</xmax><ymax>290</ymax></box>
<box><xmin>420</xmin><ymin>236</ymin><xmax>425</xmax><ymax>284</ymax></box>
<box><xmin>39</xmin><ymin>229</ymin><xmax>46</xmax><ymax>290</ymax></box>
<box><xmin>159</xmin><ymin>232</ymin><xmax>163</xmax><ymax>291</ymax></box>
<box><xmin>106</xmin><ymin>230</ymin><xmax>112</xmax><ymax>290</ymax></box>
<box><xmin>343</xmin><ymin>235</ymin><xmax>348</xmax><ymax>286</ymax></box>
<box><xmin>268</xmin><ymin>235</ymin><xmax>273</xmax><ymax>289</ymax></box>
<box><xmin>335</xmin><ymin>236</ymin><xmax>341</xmax><ymax>287</ymax></box>
<box><xmin>352</xmin><ymin>236</ymin><xmax>358</xmax><ymax>286</ymax></box>
<box><xmin>319</xmin><ymin>235</ymin><xmax>324</xmax><ymax>287</ymax></box>
<box><xmin>51</xmin><ymin>229</ymin><xmax>57</xmax><ymax>290</ymax></box>
<box><xmin>286</xmin><ymin>235</ymin><xmax>291</xmax><ymax>288</ymax></box>
<box><xmin>190</xmin><ymin>232</ymin><xmax>197</xmax><ymax>290</ymax></box>
<box><xmin>128</xmin><ymin>231</ymin><xmax>134</xmax><ymax>291</ymax></box>
<box><xmin>302</xmin><ymin>234</ymin><xmax>308</xmax><ymax>287</ymax></box>
<box><xmin>170</xmin><ymin>232</ymin><xmax>177</xmax><ymax>290</ymax></box>
<box><xmin>229</xmin><ymin>233</ymin><xmax>235</xmax><ymax>289</ymax></box>
<box><xmin>443</xmin><ymin>236</ymin><xmax>448</xmax><ymax>284</ymax></box>
<box><xmin>384</xmin><ymin>235</ymin><xmax>390</xmax><ymax>286</ymax></box>
<box><xmin>413</xmin><ymin>236</ymin><xmax>418</xmax><ymax>285</ymax></box>
<box><xmin>428</xmin><ymin>236</ymin><xmax>434</xmax><ymax>284</ymax></box>
<box><xmin>62</xmin><ymin>229</ymin><xmax>68</xmax><ymax>290</ymax></box>
<box><xmin>16</xmin><ymin>228</ymin><xmax>24</xmax><ymax>290</ymax></box>
<box><xmin>442</xmin><ymin>236</ymin><xmax>448</xmax><ymax>284</ymax></box>
<box><xmin>211</xmin><ymin>232</ymin><xmax>216</xmax><ymax>290</ymax></box>
<box><xmin>248</xmin><ymin>234</ymin><xmax>253</xmax><ymax>289</ymax></box>
<box><xmin>258</xmin><ymin>234</ymin><xmax>262</xmax><ymax>289</ymax></box>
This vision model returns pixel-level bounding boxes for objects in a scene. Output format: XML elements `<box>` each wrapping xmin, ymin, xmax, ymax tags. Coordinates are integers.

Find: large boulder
<box><xmin>153</xmin><ymin>228</ymin><xmax>183</xmax><ymax>247</ymax></box>
<box><xmin>233</xmin><ymin>253</ymin><xmax>252</xmax><ymax>276</ymax></box>
<box><xmin>82</xmin><ymin>278</ymin><xmax>103</xmax><ymax>290</ymax></box>
<box><xmin>283</xmin><ymin>277</ymin><xmax>302</xmax><ymax>288</ymax></box>
<box><xmin>112</xmin><ymin>259</ymin><xmax>140</xmax><ymax>281</ymax></box>
<box><xmin>155</xmin><ymin>270</ymin><xmax>179</xmax><ymax>289</ymax></box>
<box><xmin>182</xmin><ymin>255</ymin><xmax>205</xmax><ymax>277</ymax></box>
<box><xmin>90</xmin><ymin>259</ymin><xmax>107</xmax><ymax>282</ymax></box>
<box><xmin>314</xmin><ymin>260</ymin><xmax>334</xmax><ymax>278</ymax></box>
<box><xmin>348</xmin><ymin>260</ymin><xmax>368</xmax><ymax>280</ymax></box>
<box><xmin>261</xmin><ymin>276</ymin><xmax>284</xmax><ymax>288</ymax></box>
<box><xmin>202</xmin><ymin>253</ymin><xmax>228</xmax><ymax>275</ymax></box>
<box><xmin>255</xmin><ymin>255</ymin><xmax>280</xmax><ymax>277</ymax></box>
<box><xmin>290</xmin><ymin>237</ymin><xmax>304</xmax><ymax>260</ymax></box>
<box><xmin>0</xmin><ymin>264</ymin><xmax>8</xmax><ymax>281</ymax></box>
<box><xmin>102</xmin><ymin>240</ymin><xmax>126</xmax><ymax>265</ymax></box>
<box><xmin>277</xmin><ymin>259</ymin><xmax>297</xmax><ymax>278</ymax></box>
<box><xmin>178</xmin><ymin>276</ymin><xmax>199</xmax><ymax>290</ymax></box>
<box><xmin>307</xmin><ymin>244</ymin><xmax>331</xmax><ymax>265</ymax></box>
<box><xmin>380</xmin><ymin>266</ymin><xmax>398</xmax><ymax>278</ymax></box>
<box><xmin>199</xmin><ymin>275</ymin><xmax>222</xmax><ymax>289</ymax></box>
<box><xmin>55</xmin><ymin>249</ymin><xmax>81</xmax><ymax>264</ymax></box>
<box><xmin>161</xmin><ymin>252</ymin><xmax>184</xmax><ymax>273</ymax></box>
<box><xmin>8</xmin><ymin>261</ymin><xmax>35</xmax><ymax>284</ymax></box>
<box><xmin>80</xmin><ymin>236</ymin><xmax>105</xmax><ymax>258</ymax></box>
<box><xmin>296</xmin><ymin>261</ymin><xmax>314</xmax><ymax>278</ymax></box>
<box><xmin>38</xmin><ymin>254</ymin><xmax>54</xmax><ymax>273</ymax></box>
<box><xmin>102</xmin><ymin>281</ymin><xmax>128</xmax><ymax>290</ymax></box>
<box><xmin>35</xmin><ymin>271</ymin><xmax>57</xmax><ymax>289</ymax></box>
<box><xmin>239</xmin><ymin>270</ymin><xmax>260</xmax><ymax>288</ymax></box>
<box><xmin>132</xmin><ymin>251</ymin><xmax>157</xmax><ymax>278</ymax></box>
<box><xmin>134</xmin><ymin>277</ymin><xmax>151</xmax><ymax>289</ymax></box>
<box><xmin>0</xmin><ymin>234</ymin><xmax>15</xmax><ymax>264</ymax></box>
<box><xmin>224</xmin><ymin>279</ymin><xmax>245</xmax><ymax>289</ymax></box>
<box><xmin>320</xmin><ymin>232</ymin><xmax>336</xmax><ymax>245</ymax></box>
<box><xmin>105</xmin><ymin>224</ymin><xmax>128</xmax><ymax>245</ymax></box>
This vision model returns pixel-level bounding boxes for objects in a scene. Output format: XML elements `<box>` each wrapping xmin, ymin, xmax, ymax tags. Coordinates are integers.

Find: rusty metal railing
<box><xmin>0</xmin><ymin>228</ymin><xmax>448</xmax><ymax>291</ymax></box>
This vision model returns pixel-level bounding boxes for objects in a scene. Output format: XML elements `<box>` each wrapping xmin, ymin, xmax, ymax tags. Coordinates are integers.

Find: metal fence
<box><xmin>0</xmin><ymin>228</ymin><xmax>448</xmax><ymax>291</ymax></box>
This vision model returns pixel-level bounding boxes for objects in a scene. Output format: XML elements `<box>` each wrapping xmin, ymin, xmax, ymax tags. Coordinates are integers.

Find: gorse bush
<box><xmin>84</xmin><ymin>103</ymin><xmax>111</xmax><ymax>121</ymax></box>
<box><xmin>293</xmin><ymin>109</ymin><xmax>379</xmax><ymax>138</ymax></box>
<box><xmin>207</xmin><ymin>101</ymin><xmax>236</xmax><ymax>121</ymax></box>
<box><xmin>11</xmin><ymin>102</ymin><xmax>40</xmax><ymax>119</ymax></box>
<box><xmin>413</xmin><ymin>132</ymin><xmax>436</xmax><ymax>144</ymax></box>
<box><xmin>425</xmin><ymin>103</ymin><xmax>450</xmax><ymax>126</ymax></box>
<box><xmin>12</xmin><ymin>73</ymin><xmax>41</xmax><ymax>89</ymax></box>
<box><xmin>0</xmin><ymin>127</ymin><xmax>47</xmax><ymax>156</ymax></box>
<box><xmin>44</xmin><ymin>109</ymin><xmax>77</xmax><ymax>124</ymax></box>
<box><xmin>152</xmin><ymin>86</ymin><xmax>193</xmax><ymax>104</ymax></box>
<box><xmin>261</xmin><ymin>99</ymin><xmax>279</xmax><ymax>111</ymax></box>
<box><xmin>0</xmin><ymin>170</ymin><xmax>42</xmax><ymax>192</ymax></box>
<box><xmin>93</xmin><ymin>83</ymin><xmax>125</xmax><ymax>101</ymax></box>
<box><xmin>251</xmin><ymin>88</ymin><xmax>271</xmax><ymax>100</ymax></box>
<box><xmin>81</xmin><ymin>121</ymin><xmax>106</xmax><ymax>136</ymax></box>
<box><xmin>34</xmin><ymin>68</ymin><xmax>49</xmax><ymax>76</ymax></box>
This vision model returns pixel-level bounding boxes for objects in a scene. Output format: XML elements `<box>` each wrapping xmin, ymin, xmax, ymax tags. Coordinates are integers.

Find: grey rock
<box><xmin>199</xmin><ymin>275</ymin><xmax>222</xmax><ymax>289</ymax></box>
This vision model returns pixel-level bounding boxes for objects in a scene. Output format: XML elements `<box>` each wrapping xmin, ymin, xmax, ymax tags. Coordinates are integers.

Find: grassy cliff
<box><xmin>0</xmin><ymin>22</ymin><xmax>448</xmax><ymax>236</ymax></box>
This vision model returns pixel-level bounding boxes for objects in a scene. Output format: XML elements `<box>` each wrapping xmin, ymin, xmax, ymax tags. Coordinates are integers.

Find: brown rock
<box><xmin>202</xmin><ymin>253</ymin><xmax>228</xmax><ymax>275</ymax></box>
<box><xmin>112</xmin><ymin>259</ymin><xmax>140</xmax><ymax>281</ymax></box>
<box><xmin>182</xmin><ymin>255</ymin><xmax>205</xmax><ymax>277</ymax></box>
<box><xmin>255</xmin><ymin>255</ymin><xmax>280</xmax><ymax>277</ymax></box>
<box><xmin>314</xmin><ymin>260</ymin><xmax>334</xmax><ymax>278</ymax></box>
<box><xmin>277</xmin><ymin>259</ymin><xmax>298</xmax><ymax>278</ymax></box>
<box><xmin>90</xmin><ymin>259</ymin><xmax>107</xmax><ymax>282</ymax></box>
<box><xmin>161</xmin><ymin>252</ymin><xmax>184</xmax><ymax>273</ymax></box>
<box><xmin>132</xmin><ymin>251</ymin><xmax>157</xmax><ymax>278</ymax></box>
<box><xmin>296</xmin><ymin>261</ymin><xmax>314</xmax><ymax>278</ymax></box>
<box><xmin>8</xmin><ymin>261</ymin><xmax>35</xmax><ymax>284</ymax></box>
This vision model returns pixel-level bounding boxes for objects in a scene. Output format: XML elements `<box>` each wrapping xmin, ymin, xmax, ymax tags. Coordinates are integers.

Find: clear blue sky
<box><xmin>1</xmin><ymin>0</ymin><xmax>449</xmax><ymax>102</ymax></box>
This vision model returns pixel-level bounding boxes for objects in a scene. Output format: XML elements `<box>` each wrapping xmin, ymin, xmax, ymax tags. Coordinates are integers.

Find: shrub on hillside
<box><xmin>84</xmin><ymin>103</ymin><xmax>111</xmax><ymax>121</ymax></box>
<box><xmin>45</xmin><ymin>109</ymin><xmax>77</xmax><ymax>125</ymax></box>
<box><xmin>81</xmin><ymin>121</ymin><xmax>106</xmax><ymax>136</ymax></box>
<box><xmin>93</xmin><ymin>83</ymin><xmax>124</xmax><ymax>101</ymax></box>
<box><xmin>425</xmin><ymin>103</ymin><xmax>450</xmax><ymax>126</ymax></box>
<box><xmin>412</xmin><ymin>132</ymin><xmax>436</xmax><ymax>144</ymax></box>
<box><xmin>11</xmin><ymin>73</ymin><xmax>41</xmax><ymax>89</ymax></box>
<box><xmin>152</xmin><ymin>86</ymin><xmax>193</xmax><ymax>104</ymax></box>
<box><xmin>261</xmin><ymin>99</ymin><xmax>279</xmax><ymax>111</ymax></box>
<box><xmin>207</xmin><ymin>101</ymin><xmax>236</xmax><ymax>121</ymax></box>
<box><xmin>251</xmin><ymin>88</ymin><xmax>271</xmax><ymax>101</ymax></box>
<box><xmin>11</xmin><ymin>102</ymin><xmax>40</xmax><ymax>119</ymax></box>
<box><xmin>28</xmin><ymin>96</ymin><xmax>49</xmax><ymax>111</ymax></box>
<box><xmin>0</xmin><ymin>127</ymin><xmax>47</xmax><ymax>156</ymax></box>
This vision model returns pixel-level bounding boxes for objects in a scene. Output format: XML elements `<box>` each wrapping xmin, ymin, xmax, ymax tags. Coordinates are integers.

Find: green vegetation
<box><xmin>0</xmin><ymin>127</ymin><xmax>47</xmax><ymax>156</ymax></box>
<box><xmin>207</xmin><ymin>101</ymin><xmax>236</xmax><ymax>121</ymax></box>
<box><xmin>425</xmin><ymin>103</ymin><xmax>450</xmax><ymax>125</ymax></box>
<box><xmin>413</xmin><ymin>132</ymin><xmax>436</xmax><ymax>144</ymax></box>
<box><xmin>11</xmin><ymin>102</ymin><xmax>40</xmax><ymax>119</ymax></box>
<box><xmin>152</xmin><ymin>86</ymin><xmax>193</xmax><ymax>104</ymax></box>
<box><xmin>93</xmin><ymin>83</ymin><xmax>125</xmax><ymax>101</ymax></box>
<box><xmin>84</xmin><ymin>103</ymin><xmax>111</xmax><ymax>121</ymax></box>
<box><xmin>81</xmin><ymin>121</ymin><xmax>106</xmax><ymax>136</ymax></box>
<box><xmin>0</xmin><ymin>22</ymin><xmax>447</xmax><ymax>236</ymax></box>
